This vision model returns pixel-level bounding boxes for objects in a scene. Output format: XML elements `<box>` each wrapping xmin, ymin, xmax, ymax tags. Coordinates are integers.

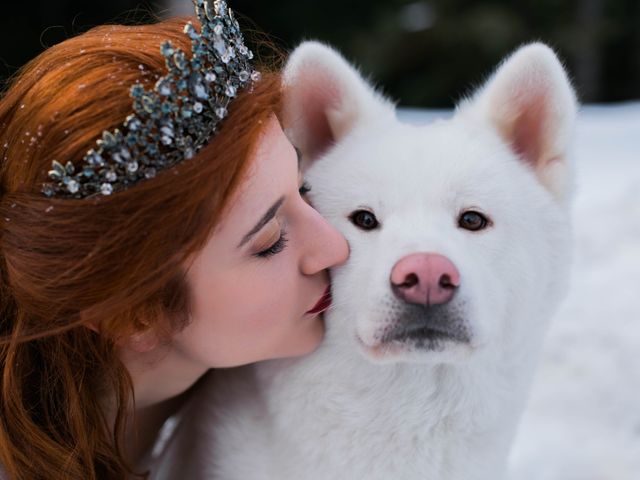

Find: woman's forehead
<box><xmin>213</xmin><ymin>116</ymin><xmax>296</xmax><ymax>237</ymax></box>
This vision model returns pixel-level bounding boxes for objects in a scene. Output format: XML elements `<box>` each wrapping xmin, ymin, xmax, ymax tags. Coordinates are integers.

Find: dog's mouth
<box><xmin>358</xmin><ymin>304</ymin><xmax>472</xmax><ymax>359</ymax></box>
<box><xmin>382</xmin><ymin>320</ymin><xmax>469</xmax><ymax>344</ymax></box>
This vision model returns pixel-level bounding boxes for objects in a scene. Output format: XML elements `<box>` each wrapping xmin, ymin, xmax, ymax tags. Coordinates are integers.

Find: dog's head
<box><xmin>283</xmin><ymin>42</ymin><xmax>577</xmax><ymax>365</ymax></box>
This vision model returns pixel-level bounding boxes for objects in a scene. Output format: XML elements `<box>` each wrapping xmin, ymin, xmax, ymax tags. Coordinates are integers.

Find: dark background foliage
<box><xmin>2</xmin><ymin>0</ymin><xmax>639</xmax><ymax>107</ymax></box>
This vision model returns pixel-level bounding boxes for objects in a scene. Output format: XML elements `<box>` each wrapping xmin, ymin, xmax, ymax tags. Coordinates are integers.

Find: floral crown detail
<box><xmin>42</xmin><ymin>0</ymin><xmax>260</xmax><ymax>199</ymax></box>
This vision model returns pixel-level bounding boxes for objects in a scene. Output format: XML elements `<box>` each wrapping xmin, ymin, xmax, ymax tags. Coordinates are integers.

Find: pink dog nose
<box><xmin>390</xmin><ymin>253</ymin><xmax>460</xmax><ymax>306</ymax></box>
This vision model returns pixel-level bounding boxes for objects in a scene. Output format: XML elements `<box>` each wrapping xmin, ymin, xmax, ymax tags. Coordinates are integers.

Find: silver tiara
<box><xmin>42</xmin><ymin>0</ymin><xmax>260</xmax><ymax>199</ymax></box>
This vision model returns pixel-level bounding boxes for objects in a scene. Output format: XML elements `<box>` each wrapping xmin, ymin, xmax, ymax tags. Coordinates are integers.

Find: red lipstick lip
<box><xmin>306</xmin><ymin>286</ymin><xmax>332</xmax><ymax>315</ymax></box>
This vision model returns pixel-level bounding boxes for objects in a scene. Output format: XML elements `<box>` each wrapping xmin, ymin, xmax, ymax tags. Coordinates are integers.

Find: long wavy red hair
<box><xmin>0</xmin><ymin>15</ymin><xmax>282</xmax><ymax>479</ymax></box>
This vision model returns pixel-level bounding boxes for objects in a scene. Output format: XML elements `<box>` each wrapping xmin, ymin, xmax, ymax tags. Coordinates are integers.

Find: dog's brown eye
<box><xmin>350</xmin><ymin>210</ymin><xmax>379</xmax><ymax>230</ymax></box>
<box><xmin>459</xmin><ymin>211</ymin><xmax>489</xmax><ymax>231</ymax></box>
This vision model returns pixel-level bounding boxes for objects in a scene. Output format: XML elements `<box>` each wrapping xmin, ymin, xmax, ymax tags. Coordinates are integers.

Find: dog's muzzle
<box><xmin>384</xmin><ymin>252</ymin><xmax>471</xmax><ymax>348</ymax></box>
<box><xmin>381</xmin><ymin>303</ymin><xmax>471</xmax><ymax>348</ymax></box>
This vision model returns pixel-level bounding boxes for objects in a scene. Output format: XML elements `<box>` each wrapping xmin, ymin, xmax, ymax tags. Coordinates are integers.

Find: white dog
<box><xmin>152</xmin><ymin>41</ymin><xmax>578</xmax><ymax>480</ymax></box>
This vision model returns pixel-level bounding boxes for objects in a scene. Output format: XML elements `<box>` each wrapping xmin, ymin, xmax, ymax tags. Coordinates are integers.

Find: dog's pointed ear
<box><xmin>282</xmin><ymin>41</ymin><xmax>395</xmax><ymax>165</ymax></box>
<box><xmin>461</xmin><ymin>43</ymin><xmax>578</xmax><ymax>201</ymax></box>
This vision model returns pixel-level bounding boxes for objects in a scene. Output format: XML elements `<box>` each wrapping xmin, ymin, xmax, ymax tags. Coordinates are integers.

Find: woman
<box><xmin>0</xmin><ymin>1</ymin><xmax>348</xmax><ymax>479</ymax></box>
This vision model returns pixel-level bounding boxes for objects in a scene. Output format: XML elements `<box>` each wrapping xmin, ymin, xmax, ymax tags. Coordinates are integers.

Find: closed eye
<box><xmin>255</xmin><ymin>229</ymin><xmax>289</xmax><ymax>258</ymax></box>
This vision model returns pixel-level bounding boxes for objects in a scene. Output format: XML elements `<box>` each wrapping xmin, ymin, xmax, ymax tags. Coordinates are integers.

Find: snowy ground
<box><xmin>509</xmin><ymin>103</ymin><xmax>640</xmax><ymax>480</ymax></box>
<box><xmin>401</xmin><ymin>103</ymin><xmax>640</xmax><ymax>480</ymax></box>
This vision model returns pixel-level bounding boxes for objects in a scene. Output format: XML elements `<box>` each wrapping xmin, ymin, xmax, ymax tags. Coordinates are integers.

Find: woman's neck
<box><xmin>115</xmin><ymin>343</ymin><xmax>209</xmax><ymax>466</ymax></box>
<box><xmin>124</xmin><ymin>393</ymin><xmax>187</xmax><ymax>468</ymax></box>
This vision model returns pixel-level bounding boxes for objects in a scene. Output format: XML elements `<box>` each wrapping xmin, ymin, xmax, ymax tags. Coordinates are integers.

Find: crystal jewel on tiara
<box><xmin>42</xmin><ymin>0</ymin><xmax>261</xmax><ymax>199</ymax></box>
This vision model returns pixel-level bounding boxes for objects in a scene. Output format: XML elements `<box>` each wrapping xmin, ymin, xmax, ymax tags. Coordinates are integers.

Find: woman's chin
<box><xmin>285</xmin><ymin>314</ymin><xmax>326</xmax><ymax>358</ymax></box>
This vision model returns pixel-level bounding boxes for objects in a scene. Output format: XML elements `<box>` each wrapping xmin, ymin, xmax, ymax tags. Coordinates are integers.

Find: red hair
<box><xmin>0</xmin><ymin>16</ymin><xmax>282</xmax><ymax>479</ymax></box>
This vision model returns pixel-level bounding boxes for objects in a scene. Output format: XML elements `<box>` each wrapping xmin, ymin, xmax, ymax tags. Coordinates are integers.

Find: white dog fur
<box><xmin>151</xmin><ymin>41</ymin><xmax>578</xmax><ymax>480</ymax></box>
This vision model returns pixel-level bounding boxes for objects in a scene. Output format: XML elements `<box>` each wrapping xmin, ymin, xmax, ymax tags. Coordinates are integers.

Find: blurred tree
<box><xmin>223</xmin><ymin>0</ymin><xmax>640</xmax><ymax>106</ymax></box>
<box><xmin>2</xmin><ymin>0</ymin><xmax>639</xmax><ymax>106</ymax></box>
<box><xmin>0</xmin><ymin>1</ymin><xmax>160</xmax><ymax>91</ymax></box>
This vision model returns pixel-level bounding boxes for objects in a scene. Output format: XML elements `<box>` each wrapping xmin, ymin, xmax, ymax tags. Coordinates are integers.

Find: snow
<box><xmin>509</xmin><ymin>103</ymin><xmax>640</xmax><ymax>480</ymax></box>
<box><xmin>400</xmin><ymin>103</ymin><xmax>640</xmax><ymax>480</ymax></box>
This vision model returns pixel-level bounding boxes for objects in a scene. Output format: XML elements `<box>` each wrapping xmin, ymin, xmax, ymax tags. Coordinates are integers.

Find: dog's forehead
<box><xmin>306</xmin><ymin>113</ymin><xmax>530</xmax><ymax>225</ymax></box>
<box><xmin>386</xmin><ymin>118</ymin><xmax>497</xmax><ymax>162</ymax></box>
<box><xmin>305</xmin><ymin>118</ymin><xmax>511</xmax><ymax>228</ymax></box>
<box><xmin>334</xmin><ymin>118</ymin><xmax>508</xmax><ymax>191</ymax></box>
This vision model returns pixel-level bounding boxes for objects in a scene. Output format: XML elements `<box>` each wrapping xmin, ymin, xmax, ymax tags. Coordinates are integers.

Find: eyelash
<box><xmin>255</xmin><ymin>181</ymin><xmax>309</xmax><ymax>259</ymax></box>
<box><xmin>255</xmin><ymin>229</ymin><xmax>289</xmax><ymax>258</ymax></box>
<box><xmin>299</xmin><ymin>181</ymin><xmax>311</xmax><ymax>196</ymax></box>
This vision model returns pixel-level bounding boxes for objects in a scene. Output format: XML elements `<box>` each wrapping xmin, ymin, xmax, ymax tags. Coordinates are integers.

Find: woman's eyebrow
<box><xmin>238</xmin><ymin>196</ymin><xmax>285</xmax><ymax>247</ymax></box>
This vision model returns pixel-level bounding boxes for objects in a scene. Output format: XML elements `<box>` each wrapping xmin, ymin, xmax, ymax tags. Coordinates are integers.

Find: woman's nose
<box><xmin>300</xmin><ymin>210</ymin><xmax>349</xmax><ymax>275</ymax></box>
